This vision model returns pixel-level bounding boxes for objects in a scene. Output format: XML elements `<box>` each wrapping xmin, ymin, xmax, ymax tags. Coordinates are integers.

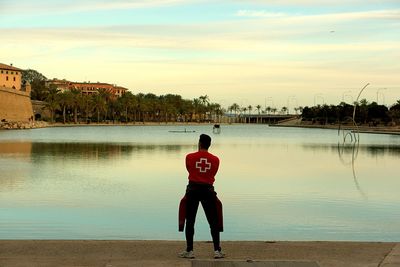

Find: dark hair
<box><xmin>199</xmin><ymin>134</ymin><xmax>211</xmax><ymax>149</ymax></box>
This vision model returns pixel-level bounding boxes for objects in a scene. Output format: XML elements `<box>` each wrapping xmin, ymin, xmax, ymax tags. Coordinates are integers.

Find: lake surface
<box><xmin>0</xmin><ymin>124</ymin><xmax>399</xmax><ymax>241</ymax></box>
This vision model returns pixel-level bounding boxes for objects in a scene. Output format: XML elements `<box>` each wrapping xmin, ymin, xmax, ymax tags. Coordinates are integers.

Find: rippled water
<box><xmin>0</xmin><ymin>124</ymin><xmax>399</xmax><ymax>241</ymax></box>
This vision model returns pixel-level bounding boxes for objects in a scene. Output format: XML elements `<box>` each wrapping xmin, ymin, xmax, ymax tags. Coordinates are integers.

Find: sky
<box><xmin>1</xmin><ymin>0</ymin><xmax>399</xmax><ymax>111</ymax></box>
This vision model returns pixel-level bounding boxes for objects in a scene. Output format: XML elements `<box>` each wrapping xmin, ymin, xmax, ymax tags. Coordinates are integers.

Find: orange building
<box><xmin>0</xmin><ymin>63</ymin><xmax>22</xmax><ymax>90</ymax></box>
<box><xmin>48</xmin><ymin>79</ymin><xmax>128</xmax><ymax>98</ymax></box>
<box><xmin>0</xmin><ymin>63</ymin><xmax>33</xmax><ymax>122</ymax></box>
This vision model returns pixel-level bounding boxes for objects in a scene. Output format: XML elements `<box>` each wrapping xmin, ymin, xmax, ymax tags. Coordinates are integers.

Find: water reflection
<box><xmin>0</xmin><ymin>126</ymin><xmax>399</xmax><ymax>241</ymax></box>
<box><xmin>337</xmin><ymin>142</ymin><xmax>367</xmax><ymax>200</ymax></box>
<box><xmin>0</xmin><ymin>142</ymin><xmax>32</xmax><ymax>155</ymax></box>
<box><xmin>0</xmin><ymin>142</ymin><xmax>192</xmax><ymax>159</ymax></box>
<box><xmin>301</xmin><ymin>143</ymin><xmax>400</xmax><ymax>200</ymax></box>
<box><xmin>301</xmin><ymin>143</ymin><xmax>400</xmax><ymax>156</ymax></box>
<box><xmin>30</xmin><ymin>142</ymin><xmax>190</xmax><ymax>160</ymax></box>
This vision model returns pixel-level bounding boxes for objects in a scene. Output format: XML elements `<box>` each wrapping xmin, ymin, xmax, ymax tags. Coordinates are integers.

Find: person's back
<box><xmin>179</xmin><ymin>134</ymin><xmax>225</xmax><ymax>259</ymax></box>
<box><xmin>186</xmin><ymin>150</ymin><xmax>219</xmax><ymax>185</ymax></box>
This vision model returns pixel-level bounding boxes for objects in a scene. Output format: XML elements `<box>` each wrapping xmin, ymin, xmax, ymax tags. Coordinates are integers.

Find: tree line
<box><xmin>302</xmin><ymin>100</ymin><xmax>400</xmax><ymax>126</ymax></box>
<box><xmin>21</xmin><ymin>69</ymin><xmax>400</xmax><ymax>125</ymax></box>
<box><xmin>23</xmin><ymin>69</ymin><xmax>223</xmax><ymax>124</ymax></box>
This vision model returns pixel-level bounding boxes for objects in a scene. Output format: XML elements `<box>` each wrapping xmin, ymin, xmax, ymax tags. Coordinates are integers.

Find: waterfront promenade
<box><xmin>0</xmin><ymin>240</ymin><xmax>398</xmax><ymax>267</ymax></box>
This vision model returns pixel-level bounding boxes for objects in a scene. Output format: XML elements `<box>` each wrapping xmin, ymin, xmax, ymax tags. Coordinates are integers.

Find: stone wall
<box><xmin>0</xmin><ymin>87</ymin><xmax>34</xmax><ymax>122</ymax></box>
<box><xmin>31</xmin><ymin>100</ymin><xmax>51</xmax><ymax>120</ymax></box>
<box><xmin>0</xmin><ymin>120</ymin><xmax>48</xmax><ymax>130</ymax></box>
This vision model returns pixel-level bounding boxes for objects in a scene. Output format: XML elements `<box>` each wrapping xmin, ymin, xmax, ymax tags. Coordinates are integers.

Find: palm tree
<box><xmin>181</xmin><ymin>99</ymin><xmax>193</xmax><ymax>122</ymax></box>
<box><xmin>281</xmin><ymin>106</ymin><xmax>288</xmax><ymax>115</ymax></box>
<box><xmin>247</xmin><ymin>105</ymin><xmax>252</xmax><ymax>115</ymax></box>
<box><xmin>69</xmin><ymin>89</ymin><xmax>82</xmax><ymax>124</ymax></box>
<box><xmin>228</xmin><ymin>103</ymin><xmax>240</xmax><ymax>123</ymax></box>
<box><xmin>58</xmin><ymin>91</ymin><xmax>72</xmax><ymax>123</ymax></box>
<box><xmin>80</xmin><ymin>94</ymin><xmax>93</xmax><ymax>123</ymax></box>
<box><xmin>45</xmin><ymin>86</ymin><xmax>60</xmax><ymax>123</ymax></box>
<box><xmin>231</xmin><ymin>103</ymin><xmax>240</xmax><ymax>116</ymax></box>
<box><xmin>193</xmin><ymin>98</ymin><xmax>202</xmax><ymax>122</ymax></box>
<box><xmin>118</xmin><ymin>91</ymin><xmax>136</xmax><ymax>123</ymax></box>
<box><xmin>255</xmin><ymin>105</ymin><xmax>261</xmax><ymax>114</ymax></box>
<box><xmin>198</xmin><ymin>95</ymin><xmax>210</xmax><ymax>121</ymax></box>
<box><xmin>209</xmin><ymin>103</ymin><xmax>222</xmax><ymax>123</ymax></box>
<box><xmin>265</xmin><ymin>106</ymin><xmax>271</xmax><ymax>115</ymax></box>
<box><xmin>92</xmin><ymin>93</ymin><xmax>107</xmax><ymax>123</ymax></box>
<box><xmin>97</xmin><ymin>88</ymin><xmax>113</xmax><ymax>121</ymax></box>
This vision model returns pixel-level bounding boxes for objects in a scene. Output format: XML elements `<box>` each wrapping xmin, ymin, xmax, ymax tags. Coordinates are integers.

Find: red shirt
<box><xmin>186</xmin><ymin>150</ymin><xmax>220</xmax><ymax>185</ymax></box>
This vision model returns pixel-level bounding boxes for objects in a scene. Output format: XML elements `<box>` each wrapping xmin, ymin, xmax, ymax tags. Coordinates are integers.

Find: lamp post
<box><xmin>376</xmin><ymin>88</ymin><xmax>387</xmax><ymax>105</ymax></box>
<box><xmin>265</xmin><ymin>97</ymin><xmax>274</xmax><ymax>113</ymax></box>
<box><xmin>265</xmin><ymin>97</ymin><xmax>274</xmax><ymax>107</ymax></box>
<box><xmin>342</xmin><ymin>90</ymin><xmax>352</xmax><ymax>103</ymax></box>
<box><xmin>287</xmin><ymin>95</ymin><xmax>297</xmax><ymax>115</ymax></box>
<box><xmin>314</xmin><ymin>94</ymin><xmax>324</xmax><ymax>106</ymax></box>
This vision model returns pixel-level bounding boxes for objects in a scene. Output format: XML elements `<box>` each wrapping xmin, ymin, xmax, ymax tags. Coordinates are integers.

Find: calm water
<box><xmin>0</xmin><ymin>125</ymin><xmax>399</xmax><ymax>241</ymax></box>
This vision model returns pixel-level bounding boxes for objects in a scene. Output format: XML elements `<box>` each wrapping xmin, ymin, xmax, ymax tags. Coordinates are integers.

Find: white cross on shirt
<box><xmin>196</xmin><ymin>158</ymin><xmax>211</xmax><ymax>173</ymax></box>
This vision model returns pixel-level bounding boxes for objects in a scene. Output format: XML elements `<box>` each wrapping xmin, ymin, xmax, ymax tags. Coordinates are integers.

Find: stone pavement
<box><xmin>379</xmin><ymin>244</ymin><xmax>400</xmax><ymax>267</ymax></box>
<box><xmin>0</xmin><ymin>240</ymin><xmax>397</xmax><ymax>267</ymax></box>
<box><xmin>192</xmin><ymin>260</ymin><xmax>319</xmax><ymax>267</ymax></box>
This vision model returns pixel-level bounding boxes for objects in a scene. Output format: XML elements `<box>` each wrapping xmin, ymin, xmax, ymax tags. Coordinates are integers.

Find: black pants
<box><xmin>185</xmin><ymin>182</ymin><xmax>220</xmax><ymax>252</ymax></box>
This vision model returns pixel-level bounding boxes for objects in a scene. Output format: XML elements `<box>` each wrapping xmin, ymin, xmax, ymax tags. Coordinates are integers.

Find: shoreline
<box><xmin>269</xmin><ymin>123</ymin><xmax>400</xmax><ymax>135</ymax></box>
<box><xmin>2</xmin><ymin>121</ymin><xmax>400</xmax><ymax>136</ymax></box>
<box><xmin>0</xmin><ymin>240</ymin><xmax>398</xmax><ymax>267</ymax></box>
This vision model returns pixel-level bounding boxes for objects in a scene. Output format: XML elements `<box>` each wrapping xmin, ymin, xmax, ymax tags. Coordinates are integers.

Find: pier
<box><xmin>234</xmin><ymin>114</ymin><xmax>299</xmax><ymax>124</ymax></box>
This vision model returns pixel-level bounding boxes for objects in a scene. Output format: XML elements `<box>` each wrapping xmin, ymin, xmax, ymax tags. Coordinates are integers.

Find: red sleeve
<box><xmin>185</xmin><ymin>154</ymin><xmax>191</xmax><ymax>173</ymax></box>
<box><xmin>211</xmin><ymin>155</ymin><xmax>220</xmax><ymax>178</ymax></box>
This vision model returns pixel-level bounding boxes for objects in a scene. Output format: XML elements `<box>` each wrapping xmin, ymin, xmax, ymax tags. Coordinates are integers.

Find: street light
<box><xmin>342</xmin><ymin>90</ymin><xmax>352</xmax><ymax>103</ymax></box>
<box><xmin>314</xmin><ymin>94</ymin><xmax>324</xmax><ymax>106</ymax></box>
<box><xmin>287</xmin><ymin>95</ymin><xmax>297</xmax><ymax>115</ymax></box>
<box><xmin>376</xmin><ymin>88</ymin><xmax>387</xmax><ymax>105</ymax></box>
<box><xmin>265</xmin><ymin>97</ymin><xmax>274</xmax><ymax>112</ymax></box>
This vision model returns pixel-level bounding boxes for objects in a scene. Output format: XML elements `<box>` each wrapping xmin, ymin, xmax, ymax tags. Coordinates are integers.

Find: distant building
<box><xmin>47</xmin><ymin>79</ymin><xmax>128</xmax><ymax>98</ymax></box>
<box><xmin>0</xmin><ymin>63</ymin><xmax>33</xmax><ymax>122</ymax></box>
<box><xmin>1</xmin><ymin>63</ymin><xmax>22</xmax><ymax>90</ymax></box>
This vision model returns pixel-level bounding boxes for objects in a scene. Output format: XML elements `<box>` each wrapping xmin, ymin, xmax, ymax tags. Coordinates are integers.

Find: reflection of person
<box><xmin>179</xmin><ymin>134</ymin><xmax>225</xmax><ymax>259</ymax></box>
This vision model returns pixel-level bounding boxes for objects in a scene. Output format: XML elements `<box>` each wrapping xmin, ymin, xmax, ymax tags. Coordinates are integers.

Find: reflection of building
<box><xmin>0</xmin><ymin>63</ymin><xmax>33</xmax><ymax>122</ymax></box>
<box><xmin>47</xmin><ymin>79</ymin><xmax>128</xmax><ymax>98</ymax></box>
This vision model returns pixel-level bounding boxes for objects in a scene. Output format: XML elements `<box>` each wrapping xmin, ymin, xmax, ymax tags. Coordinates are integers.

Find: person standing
<box><xmin>179</xmin><ymin>134</ymin><xmax>225</xmax><ymax>259</ymax></box>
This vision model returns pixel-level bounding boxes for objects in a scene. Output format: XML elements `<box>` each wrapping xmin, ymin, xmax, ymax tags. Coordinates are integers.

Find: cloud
<box><xmin>236</xmin><ymin>10</ymin><xmax>286</xmax><ymax>18</ymax></box>
<box><xmin>236</xmin><ymin>9</ymin><xmax>400</xmax><ymax>21</ymax></box>
<box><xmin>232</xmin><ymin>0</ymin><xmax>400</xmax><ymax>7</ymax></box>
<box><xmin>0</xmin><ymin>0</ymin><xmax>194</xmax><ymax>14</ymax></box>
<box><xmin>2</xmin><ymin>24</ymin><xmax>399</xmax><ymax>61</ymax></box>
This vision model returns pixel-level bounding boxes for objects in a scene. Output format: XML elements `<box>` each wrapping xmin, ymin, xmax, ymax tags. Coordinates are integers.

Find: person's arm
<box><xmin>185</xmin><ymin>154</ymin><xmax>190</xmax><ymax>173</ymax></box>
<box><xmin>211</xmin><ymin>156</ymin><xmax>220</xmax><ymax>177</ymax></box>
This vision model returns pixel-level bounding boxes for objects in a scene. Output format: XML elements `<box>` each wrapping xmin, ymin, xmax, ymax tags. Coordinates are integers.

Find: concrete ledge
<box><xmin>192</xmin><ymin>260</ymin><xmax>319</xmax><ymax>267</ymax></box>
<box><xmin>380</xmin><ymin>244</ymin><xmax>400</xmax><ymax>267</ymax></box>
<box><xmin>0</xmin><ymin>241</ymin><xmax>396</xmax><ymax>267</ymax></box>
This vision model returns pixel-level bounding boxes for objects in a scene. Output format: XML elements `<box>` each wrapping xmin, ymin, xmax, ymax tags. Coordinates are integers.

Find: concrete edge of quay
<box><xmin>0</xmin><ymin>240</ymin><xmax>398</xmax><ymax>267</ymax></box>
